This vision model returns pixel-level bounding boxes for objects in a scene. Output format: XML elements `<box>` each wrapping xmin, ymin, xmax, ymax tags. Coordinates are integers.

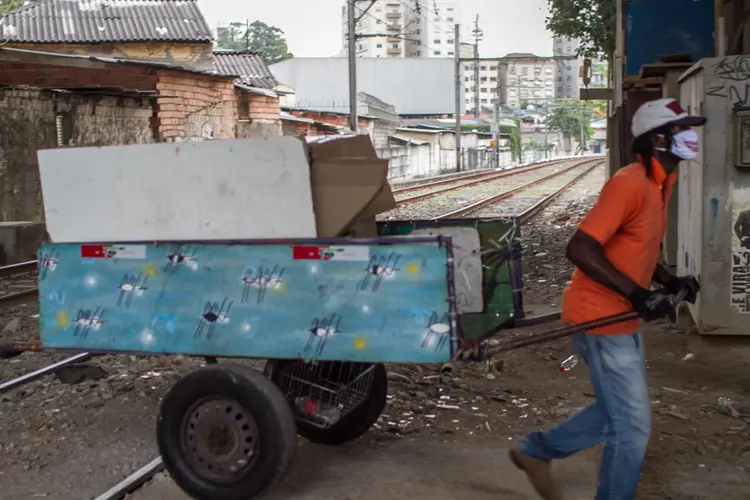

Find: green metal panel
<box><xmin>377</xmin><ymin>218</ymin><xmax>523</xmax><ymax>342</ymax></box>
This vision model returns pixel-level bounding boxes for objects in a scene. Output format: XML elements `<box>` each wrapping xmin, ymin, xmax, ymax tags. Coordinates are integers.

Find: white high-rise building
<box><xmin>552</xmin><ymin>36</ymin><xmax>581</xmax><ymax>99</ymax></box>
<box><xmin>341</xmin><ymin>0</ymin><xmax>460</xmax><ymax>59</ymax></box>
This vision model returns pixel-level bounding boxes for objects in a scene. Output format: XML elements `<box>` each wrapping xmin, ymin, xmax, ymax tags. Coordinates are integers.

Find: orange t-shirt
<box><xmin>561</xmin><ymin>158</ymin><xmax>676</xmax><ymax>334</ymax></box>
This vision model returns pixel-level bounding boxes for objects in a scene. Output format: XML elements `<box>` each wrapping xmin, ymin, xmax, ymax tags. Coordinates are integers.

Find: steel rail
<box><xmin>0</xmin><ymin>260</ymin><xmax>38</xmax><ymax>278</ymax></box>
<box><xmin>0</xmin><ymin>352</ymin><xmax>92</xmax><ymax>393</ymax></box>
<box><xmin>93</xmin><ymin>457</ymin><xmax>165</xmax><ymax>500</ymax></box>
<box><xmin>517</xmin><ymin>162</ymin><xmax>603</xmax><ymax>223</ymax></box>
<box><xmin>394</xmin><ymin>158</ymin><xmax>577</xmax><ymax>204</ymax></box>
<box><xmin>434</xmin><ymin>158</ymin><xmax>601</xmax><ymax>220</ymax></box>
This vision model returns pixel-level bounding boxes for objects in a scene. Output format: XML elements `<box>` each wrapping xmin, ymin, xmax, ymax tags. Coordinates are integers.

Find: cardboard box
<box><xmin>306</xmin><ymin>135</ymin><xmax>396</xmax><ymax>237</ymax></box>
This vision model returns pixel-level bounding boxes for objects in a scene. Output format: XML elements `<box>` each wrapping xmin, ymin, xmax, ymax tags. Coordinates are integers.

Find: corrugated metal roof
<box><xmin>0</xmin><ymin>0</ymin><xmax>212</xmax><ymax>43</ymax></box>
<box><xmin>213</xmin><ymin>51</ymin><xmax>278</xmax><ymax>90</ymax></box>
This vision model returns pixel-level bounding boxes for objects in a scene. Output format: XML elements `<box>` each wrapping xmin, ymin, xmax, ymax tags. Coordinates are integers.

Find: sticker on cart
<box><xmin>80</xmin><ymin>244</ymin><xmax>147</xmax><ymax>259</ymax></box>
<box><xmin>292</xmin><ymin>245</ymin><xmax>370</xmax><ymax>261</ymax></box>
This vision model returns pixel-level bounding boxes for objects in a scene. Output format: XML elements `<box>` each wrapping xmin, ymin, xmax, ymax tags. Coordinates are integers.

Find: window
<box><xmin>481</xmin><ymin>87</ymin><xmax>487</xmax><ymax>92</ymax></box>
<box><xmin>481</xmin><ymin>77</ymin><xmax>487</xmax><ymax>82</ymax></box>
<box><xmin>447</xmin><ymin>39</ymin><xmax>454</xmax><ymax>44</ymax></box>
<box><xmin>509</xmin><ymin>67</ymin><xmax>516</xmax><ymax>74</ymax></box>
<box><xmin>447</xmin><ymin>51</ymin><xmax>454</xmax><ymax>56</ymax></box>
<box><xmin>392</xmin><ymin>43</ymin><xmax>399</xmax><ymax>48</ymax></box>
<box><xmin>520</xmin><ymin>67</ymin><xmax>528</xmax><ymax>75</ymax></box>
<box><xmin>490</xmin><ymin>66</ymin><xmax>497</xmax><ymax>71</ymax></box>
<box><xmin>447</xmin><ymin>17</ymin><xmax>454</xmax><ymax>22</ymax></box>
<box><xmin>434</xmin><ymin>50</ymin><xmax>441</xmax><ymax>55</ymax></box>
<box><xmin>557</xmin><ymin>76</ymin><xmax>562</xmax><ymax>82</ymax></box>
<box><xmin>416</xmin><ymin>50</ymin><xmax>421</xmax><ymax>56</ymax></box>
<box><xmin>566</xmin><ymin>75</ymin><xmax>572</xmax><ymax>81</ymax></box>
<box><xmin>465</xmin><ymin>77</ymin><xmax>470</xmax><ymax>82</ymax></box>
<box><xmin>434</xmin><ymin>39</ymin><xmax>441</xmax><ymax>44</ymax></box>
<box><xmin>465</xmin><ymin>65</ymin><xmax>470</xmax><ymax>71</ymax></box>
<box><xmin>481</xmin><ymin>98</ymin><xmax>488</xmax><ymax>103</ymax></box>
<box><xmin>490</xmin><ymin>76</ymin><xmax>497</xmax><ymax>81</ymax></box>
<box><xmin>377</xmin><ymin>43</ymin><xmax>382</xmax><ymax>48</ymax></box>
<box><xmin>481</xmin><ymin>66</ymin><xmax>487</xmax><ymax>70</ymax></box>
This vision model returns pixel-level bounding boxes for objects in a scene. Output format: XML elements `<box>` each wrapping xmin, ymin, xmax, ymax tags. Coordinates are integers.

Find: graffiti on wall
<box><xmin>731</xmin><ymin>187</ymin><xmax>750</xmax><ymax>313</ymax></box>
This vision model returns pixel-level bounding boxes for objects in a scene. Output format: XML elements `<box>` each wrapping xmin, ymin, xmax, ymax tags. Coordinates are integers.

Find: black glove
<box><xmin>628</xmin><ymin>287</ymin><xmax>676</xmax><ymax>322</ymax></box>
<box><xmin>666</xmin><ymin>275</ymin><xmax>700</xmax><ymax>304</ymax></box>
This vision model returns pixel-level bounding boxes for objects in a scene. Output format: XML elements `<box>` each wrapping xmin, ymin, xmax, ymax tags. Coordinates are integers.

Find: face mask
<box><xmin>654</xmin><ymin>129</ymin><xmax>699</xmax><ymax>160</ymax></box>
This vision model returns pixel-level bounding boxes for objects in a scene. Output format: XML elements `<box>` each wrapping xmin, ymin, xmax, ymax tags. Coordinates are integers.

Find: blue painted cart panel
<box><xmin>37</xmin><ymin>238</ymin><xmax>457</xmax><ymax>363</ymax></box>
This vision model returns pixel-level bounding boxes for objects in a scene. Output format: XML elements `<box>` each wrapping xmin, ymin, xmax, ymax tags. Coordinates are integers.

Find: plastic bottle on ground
<box><xmin>559</xmin><ymin>355</ymin><xmax>579</xmax><ymax>372</ymax></box>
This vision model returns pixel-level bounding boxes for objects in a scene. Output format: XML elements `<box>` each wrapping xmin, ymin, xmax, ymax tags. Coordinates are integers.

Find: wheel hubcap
<box><xmin>182</xmin><ymin>398</ymin><xmax>259</xmax><ymax>480</ymax></box>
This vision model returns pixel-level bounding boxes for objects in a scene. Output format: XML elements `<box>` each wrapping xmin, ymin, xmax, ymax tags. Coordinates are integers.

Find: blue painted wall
<box><xmin>625</xmin><ymin>0</ymin><xmax>714</xmax><ymax>76</ymax></box>
<box><xmin>37</xmin><ymin>239</ymin><xmax>456</xmax><ymax>363</ymax></box>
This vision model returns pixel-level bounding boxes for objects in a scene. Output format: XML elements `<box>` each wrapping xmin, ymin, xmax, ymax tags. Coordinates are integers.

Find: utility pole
<box><xmin>347</xmin><ymin>0</ymin><xmax>358</xmax><ymax>132</ymax></box>
<box><xmin>472</xmin><ymin>15</ymin><xmax>483</xmax><ymax>119</ymax></box>
<box><xmin>454</xmin><ymin>23</ymin><xmax>462</xmax><ymax>172</ymax></box>
<box><xmin>579</xmin><ymin>104</ymin><xmax>585</xmax><ymax>156</ymax></box>
<box><xmin>244</xmin><ymin>19</ymin><xmax>250</xmax><ymax>51</ymax></box>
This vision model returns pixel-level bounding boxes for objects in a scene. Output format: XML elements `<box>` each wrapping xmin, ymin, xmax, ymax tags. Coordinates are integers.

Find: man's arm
<box><xmin>566</xmin><ymin>230</ymin><xmax>639</xmax><ymax>297</ymax></box>
<box><xmin>566</xmin><ymin>175</ymin><xmax>640</xmax><ymax>297</ymax></box>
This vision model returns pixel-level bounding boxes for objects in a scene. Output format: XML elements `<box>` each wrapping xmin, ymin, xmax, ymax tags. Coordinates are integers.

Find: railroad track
<box><xmin>435</xmin><ymin>158</ymin><xmax>603</xmax><ymax>221</ymax></box>
<box><xmin>0</xmin><ymin>260</ymin><xmax>39</xmax><ymax>310</ymax></box>
<box><xmin>393</xmin><ymin>157</ymin><xmax>579</xmax><ymax>205</ymax></box>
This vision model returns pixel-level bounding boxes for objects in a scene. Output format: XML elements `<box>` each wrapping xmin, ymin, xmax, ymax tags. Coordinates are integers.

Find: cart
<box><xmin>37</xmin><ymin>215</ymin><xmax>530</xmax><ymax>500</ymax></box>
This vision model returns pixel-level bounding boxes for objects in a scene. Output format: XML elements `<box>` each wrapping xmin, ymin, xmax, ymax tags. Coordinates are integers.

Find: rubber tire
<box><xmin>273</xmin><ymin>361</ymin><xmax>388</xmax><ymax>446</ymax></box>
<box><xmin>157</xmin><ymin>363</ymin><xmax>297</xmax><ymax>500</ymax></box>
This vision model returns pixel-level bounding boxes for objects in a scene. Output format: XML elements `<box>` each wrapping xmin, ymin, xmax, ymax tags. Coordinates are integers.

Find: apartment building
<box><xmin>340</xmin><ymin>0</ymin><xmax>459</xmax><ymax>59</ymax></box>
<box><xmin>552</xmin><ymin>36</ymin><xmax>581</xmax><ymax>99</ymax></box>
<box><xmin>496</xmin><ymin>53</ymin><xmax>555</xmax><ymax>109</ymax></box>
<box><xmin>459</xmin><ymin>42</ymin><xmax>499</xmax><ymax>112</ymax></box>
<box><xmin>552</xmin><ymin>36</ymin><xmax>608</xmax><ymax>98</ymax></box>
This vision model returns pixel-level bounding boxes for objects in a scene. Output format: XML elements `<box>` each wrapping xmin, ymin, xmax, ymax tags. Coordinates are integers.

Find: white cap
<box><xmin>631</xmin><ymin>98</ymin><xmax>706</xmax><ymax>139</ymax></box>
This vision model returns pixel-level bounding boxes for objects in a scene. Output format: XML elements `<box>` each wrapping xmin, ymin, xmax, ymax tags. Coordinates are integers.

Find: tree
<box><xmin>546</xmin><ymin>0</ymin><xmax>615</xmax><ymax>58</ymax></box>
<box><xmin>215</xmin><ymin>20</ymin><xmax>293</xmax><ymax>65</ymax></box>
<box><xmin>0</xmin><ymin>0</ymin><xmax>22</xmax><ymax>14</ymax></box>
<box><xmin>547</xmin><ymin>100</ymin><xmax>594</xmax><ymax>149</ymax></box>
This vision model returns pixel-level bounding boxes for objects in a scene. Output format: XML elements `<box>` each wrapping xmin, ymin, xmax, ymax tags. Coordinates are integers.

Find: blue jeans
<box><xmin>517</xmin><ymin>332</ymin><xmax>652</xmax><ymax>500</ymax></box>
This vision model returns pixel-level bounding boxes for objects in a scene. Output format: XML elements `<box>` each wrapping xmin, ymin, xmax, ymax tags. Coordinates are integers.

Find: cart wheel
<box><xmin>272</xmin><ymin>361</ymin><xmax>388</xmax><ymax>446</ymax></box>
<box><xmin>157</xmin><ymin>363</ymin><xmax>297</xmax><ymax>500</ymax></box>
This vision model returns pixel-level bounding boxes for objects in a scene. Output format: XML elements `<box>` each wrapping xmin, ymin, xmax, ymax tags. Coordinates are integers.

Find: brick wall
<box><xmin>236</xmin><ymin>92</ymin><xmax>282</xmax><ymax>138</ymax></box>
<box><xmin>9</xmin><ymin>42</ymin><xmax>214</xmax><ymax>71</ymax></box>
<box><xmin>282</xmin><ymin>120</ymin><xmax>312</xmax><ymax>137</ymax></box>
<box><xmin>155</xmin><ymin>70</ymin><xmax>237</xmax><ymax>142</ymax></box>
<box><xmin>0</xmin><ymin>88</ymin><xmax>155</xmax><ymax>221</ymax></box>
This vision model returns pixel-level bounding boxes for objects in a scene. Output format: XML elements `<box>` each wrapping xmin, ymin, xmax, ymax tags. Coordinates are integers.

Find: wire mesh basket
<box><xmin>275</xmin><ymin>360</ymin><xmax>376</xmax><ymax>429</ymax></box>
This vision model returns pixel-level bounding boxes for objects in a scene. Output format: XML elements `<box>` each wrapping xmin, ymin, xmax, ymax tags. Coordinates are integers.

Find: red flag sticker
<box><xmin>80</xmin><ymin>245</ymin><xmax>146</xmax><ymax>259</ymax></box>
<box><xmin>292</xmin><ymin>245</ymin><xmax>370</xmax><ymax>261</ymax></box>
<box><xmin>81</xmin><ymin>244</ymin><xmax>107</xmax><ymax>258</ymax></box>
<box><xmin>292</xmin><ymin>246</ymin><xmax>323</xmax><ymax>260</ymax></box>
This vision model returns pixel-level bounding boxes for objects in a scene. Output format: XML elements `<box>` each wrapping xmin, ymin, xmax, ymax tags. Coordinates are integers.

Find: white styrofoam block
<box><xmin>37</xmin><ymin>138</ymin><xmax>318</xmax><ymax>243</ymax></box>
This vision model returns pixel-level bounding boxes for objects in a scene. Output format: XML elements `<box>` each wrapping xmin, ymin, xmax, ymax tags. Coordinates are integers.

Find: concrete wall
<box><xmin>678</xmin><ymin>56</ymin><xmax>750</xmax><ymax>334</ymax></box>
<box><xmin>0</xmin><ymin>222</ymin><xmax>47</xmax><ymax>265</ymax></box>
<box><xmin>8</xmin><ymin>42</ymin><xmax>214</xmax><ymax>70</ymax></box>
<box><xmin>0</xmin><ymin>88</ymin><xmax>155</xmax><ymax>222</ymax></box>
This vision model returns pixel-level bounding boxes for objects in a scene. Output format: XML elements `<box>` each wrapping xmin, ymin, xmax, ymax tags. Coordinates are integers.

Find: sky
<box><xmin>196</xmin><ymin>0</ymin><xmax>553</xmax><ymax>59</ymax></box>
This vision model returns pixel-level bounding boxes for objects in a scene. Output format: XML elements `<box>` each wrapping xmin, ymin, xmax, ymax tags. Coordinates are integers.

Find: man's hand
<box><xmin>666</xmin><ymin>275</ymin><xmax>700</xmax><ymax>304</ymax></box>
<box><xmin>628</xmin><ymin>287</ymin><xmax>677</xmax><ymax>322</ymax></box>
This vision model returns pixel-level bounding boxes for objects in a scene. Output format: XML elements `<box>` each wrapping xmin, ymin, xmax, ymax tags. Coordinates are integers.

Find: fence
<box><xmin>380</xmin><ymin>144</ymin><xmax>512</xmax><ymax>182</ymax></box>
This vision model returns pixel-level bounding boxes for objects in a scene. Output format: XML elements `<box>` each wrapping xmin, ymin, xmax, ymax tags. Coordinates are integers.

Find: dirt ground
<box><xmin>1</xmin><ymin>166</ymin><xmax>749</xmax><ymax>499</ymax></box>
